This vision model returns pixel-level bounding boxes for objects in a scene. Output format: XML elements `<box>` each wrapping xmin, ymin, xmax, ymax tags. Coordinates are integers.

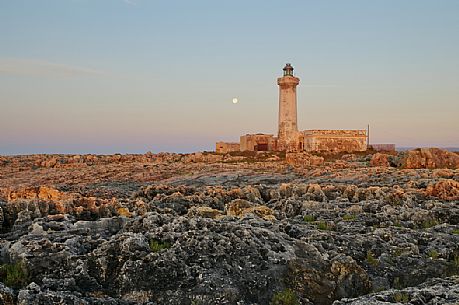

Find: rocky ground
<box><xmin>0</xmin><ymin>148</ymin><xmax>458</xmax><ymax>305</ymax></box>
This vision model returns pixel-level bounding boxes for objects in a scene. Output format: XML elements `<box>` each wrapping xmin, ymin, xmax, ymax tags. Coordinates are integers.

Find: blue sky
<box><xmin>1</xmin><ymin>0</ymin><xmax>458</xmax><ymax>154</ymax></box>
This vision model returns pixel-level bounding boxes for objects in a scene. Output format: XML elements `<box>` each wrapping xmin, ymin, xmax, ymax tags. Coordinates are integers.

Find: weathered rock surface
<box><xmin>286</xmin><ymin>152</ymin><xmax>325</xmax><ymax>167</ymax></box>
<box><xmin>0</xmin><ymin>150</ymin><xmax>458</xmax><ymax>304</ymax></box>
<box><xmin>370</xmin><ymin>153</ymin><xmax>391</xmax><ymax>167</ymax></box>
<box><xmin>333</xmin><ymin>276</ymin><xmax>459</xmax><ymax>305</ymax></box>
<box><xmin>425</xmin><ymin>179</ymin><xmax>459</xmax><ymax>200</ymax></box>
<box><xmin>397</xmin><ymin>148</ymin><xmax>459</xmax><ymax>169</ymax></box>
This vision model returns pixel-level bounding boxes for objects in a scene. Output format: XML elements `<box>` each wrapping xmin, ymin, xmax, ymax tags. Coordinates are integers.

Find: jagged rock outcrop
<box><xmin>0</xmin><ymin>150</ymin><xmax>458</xmax><ymax>304</ymax></box>
<box><xmin>370</xmin><ymin>153</ymin><xmax>391</xmax><ymax>167</ymax></box>
<box><xmin>0</xmin><ymin>283</ymin><xmax>14</xmax><ymax>305</ymax></box>
<box><xmin>425</xmin><ymin>179</ymin><xmax>459</xmax><ymax>200</ymax></box>
<box><xmin>397</xmin><ymin>148</ymin><xmax>459</xmax><ymax>169</ymax></box>
<box><xmin>286</xmin><ymin>152</ymin><xmax>325</xmax><ymax>167</ymax></box>
<box><xmin>333</xmin><ymin>276</ymin><xmax>459</xmax><ymax>305</ymax></box>
<box><xmin>288</xmin><ymin>243</ymin><xmax>371</xmax><ymax>305</ymax></box>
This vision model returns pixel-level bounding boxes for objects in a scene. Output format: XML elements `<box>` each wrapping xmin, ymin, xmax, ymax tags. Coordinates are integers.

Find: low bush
<box><xmin>149</xmin><ymin>240</ymin><xmax>172</xmax><ymax>252</ymax></box>
<box><xmin>366</xmin><ymin>251</ymin><xmax>379</xmax><ymax>267</ymax></box>
<box><xmin>271</xmin><ymin>289</ymin><xmax>299</xmax><ymax>305</ymax></box>
<box><xmin>303</xmin><ymin>215</ymin><xmax>315</xmax><ymax>222</ymax></box>
<box><xmin>393</xmin><ymin>292</ymin><xmax>410</xmax><ymax>303</ymax></box>
<box><xmin>428</xmin><ymin>249</ymin><xmax>439</xmax><ymax>260</ymax></box>
<box><xmin>0</xmin><ymin>261</ymin><xmax>28</xmax><ymax>288</ymax></box>
<box><xmin>316</xmin><ymin>221</ymin><xmax>330</xmax><ymax>231</ymax></box>
<box><xmin>342</xmin><ymin>214</ymin><xmax>356</xmax><ymax>221</ymax></box>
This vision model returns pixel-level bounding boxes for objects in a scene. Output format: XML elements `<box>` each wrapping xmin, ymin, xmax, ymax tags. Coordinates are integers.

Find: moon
<box><xmin>232</xmin><ymin>97</ymin><xmax>238</xmax><ymax>104</ymax></box>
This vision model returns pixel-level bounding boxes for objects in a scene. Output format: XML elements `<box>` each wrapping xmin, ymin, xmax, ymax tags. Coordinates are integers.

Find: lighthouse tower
<box><xmin>277</xmin><ymin>63</ymin><xmax>300</xmax><ymax>151</ymax></box>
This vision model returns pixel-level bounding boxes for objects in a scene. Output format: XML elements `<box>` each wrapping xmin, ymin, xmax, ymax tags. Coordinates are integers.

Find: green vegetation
<box><xmin>149</xmin><ymin>240</ymin><xmax>172</xmax><ymax>253</ymax></box>
<box><xmin>0</xmin><ymin>261</ymin><xmax>28</xmax><ymax>288</ymax></box>
<box><xmin>316</xmin><ymin>221</ymin><xmax>331</xmax><ymax>231</ymax></box>
<box><xmin>303</xmin><ymin>214</ymin><xmax>315</xmax><ymax>222</ymax></box>
<box><xmin>342</xmin><ymin>214</ymin><xmax>356</xmax><ymax>221</ymax></box>
<box><xmin>271</xmin><ymin>289</ymin><xmax>299</xmax><ymax>305</ymax></box>
<box><xmin>393</xmin><ymin>221</ymin><xmax>402</xmax><ymax>228</ymax></box>
<box><xmin>421</xmin><ymin>219</ymin><xmax>439</xmax><ymax>229</ymax></box>
<box><xmin>393</xmin><ymin>292</ymin><xmax>410</xmax><ymax>303</ymax></box>
<box><xmin>393</xmin><ymin>277</ymin><xmax>403</xmax><ymax>290</ymax></box>
<box><xmin>451</xmin><ymin>254</ymin><xmax>459</xmax><ymax>269</ymax></box>
<box><xmin>393</xmin><ymin>248</ymin><xmax>404</xmax><ymax>257</ymax></box>
<box><xmin>366</xmin><ymin>250</ymin><xmax>379</xmax><ymax>267</ymax></box>
<box><xmin>452</xmin><ymin>229</ymin><xmax>459</xmax><ymax>235</ymax></box>
<box><xmin>428</xmin><ymin>249</ymin><xmax>439</xmax><ymax>260</ymax></box>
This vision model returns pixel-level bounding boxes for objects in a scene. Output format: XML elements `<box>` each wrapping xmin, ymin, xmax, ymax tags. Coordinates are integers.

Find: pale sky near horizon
<box><xmin>1</xmin><ymin>0</ymin><xmax>458</xmax><ymax>154</ymax></box>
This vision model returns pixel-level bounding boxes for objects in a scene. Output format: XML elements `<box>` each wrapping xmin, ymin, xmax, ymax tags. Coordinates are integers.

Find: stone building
<box><xmin>216</xmin><ymin>142</ymin><xmax>240</xmax><ymax>154</ymax></box>
<box><xmin>240</xmin><ymin>134</ymin><xmax>276</xmax><ymax>152</ymax></box>
<box><xmin>303</xmin><ymin>130</ymin><xmax>367</xmax><ymax>152</ymax></box>
<box><xmin>215</xmin><ymin>64</ymin><xmax>369</xmax><ymax>153</ymax></box>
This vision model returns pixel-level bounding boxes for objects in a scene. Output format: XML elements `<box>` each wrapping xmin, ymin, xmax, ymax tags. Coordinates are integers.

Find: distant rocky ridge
<box><xmin>0</xmin><ymin>148</ymin><xmax>458</xmax><ymax>304</ymax></box>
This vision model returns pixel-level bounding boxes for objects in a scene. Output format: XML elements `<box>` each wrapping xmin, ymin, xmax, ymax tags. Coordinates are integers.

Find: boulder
<box><xmin>187</xmin><ymin>206</ymin><xmax>222</xmax><ymax>219</ymax></box>
<box><xmin>425</xmin><ymin>179</ymin><xmax>459</xmax><ymax>200</ymax></box>
<box><xmin>0</xmin><ymin>283</ymin><xmax>14</xmax><ymax>305</ymax></box>
<box><xmin>370</xmin><ymin>153</ymin><xmax>390</xmax><ymax>167</ymax></box>
<box><xmin>288</xmin><ymin>242</ymin><xmax>371</xmax><ymax>305</ymax></box>
<box><xmin>397</xmin><ymin>148</ymin><xmax>459</xmax><ymax>169</ymax></box>
<box><xmin>226</xmin><ymin>199</ymin><xmax>275</xmax><ymax>221</ymax></box>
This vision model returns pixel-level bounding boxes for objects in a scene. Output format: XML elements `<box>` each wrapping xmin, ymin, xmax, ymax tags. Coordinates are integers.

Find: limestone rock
<box><xmin>333</xmin><ymin>276</ymin><xmax>459</xmax><ymax>305</ymax></box>
<box><xmin>1</xmin><ymin>151</ymin><xmax>459</xmax><ymax>304</ymax></box>
<box><xmin>226</xmin><ymin>199</ymin><xmax>254</xmax><ymax>217</ymax></box>
<box><xmin>425</xmin><ymin>179</ymin><xmax>459</xmax><ymax>200</ymax></box>
<box><xmin>286</xmin><ymin>152</ymin><xmax>324</xmax><ymax>167</ymax></box>
<box><xmin>370</xmin><ymin>153</ymin><xmax>390</xmax><ymax>167</ymax></box>
<box><xmin>288</xmin><ymin>243</ymin><xmax>371</xmax><ymax>305</ymax></box>
<box><xmin>226</xmin><ymin>199</ymin><xmax>275</xmax><ymax>220</ymax></box>
<box><xmin>187</xmin><ymin>206</ymin><xmax>222</xmax><ymax>219</ymax></box>
<box><xmin>397</xmin><ymin>148</ymin><xmax>459</xmax><ymax>169</ymax></box>
<box><xmin>0</xmin><ymin>283</ymin><xmax>14</xmax><ymax>305</ymax></box>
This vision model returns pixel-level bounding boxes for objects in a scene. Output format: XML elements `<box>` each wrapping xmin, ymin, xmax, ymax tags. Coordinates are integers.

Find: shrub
<box><xmin>316</xmin><ymin>221</ymin><xmax>330</xmax><ymax>231</ymax></box>
<box><xmin>428</xmin><ymin>249</ymin><xmax>439</xmax><ymax>260</ymax></box>
<box><xmin>452</xmin><ymin>254</ymin><xmax>459</xmax><ymax>269</ymax></box>
<box><xmin>271</xmin><ymin>289</ymin><xmax>299</xmax><ymax>305</ymax></box>
<box><xmin>392</xmin><ymin>276</ymin><xmax>404</xmax><ymax>290</ymax></box>
<box><xmin>0</xmin><ymin>261</ymin><xmax>28</xmax><ymax>288</ymax></box>
<box><xmin>303</xmin><ymin>215</ymin><xmax>315</xmax><ymax>222</ymax></box>
<box><xmin>421</xmin><ymin>219</ymin><xmax>439</xmax><ymax>229</ymax></box>
<box><xmin>366</xmin><ymin>250</ymin><xmax>379</xmax><ymax>266</ymax></box>
<box><xmin>342</xmin><ymin>214</ymin><xmax>356</xmax><ymax>221</ymax></box>
<box><xmin>393</xmin><ymin>221</ymin><xmax>402</xmax><ymax>228</ymax></box>
<box><xmin>393</xmin><ymin>292</ymin><xmax>410</xmax><ymax>303</ymax></box>
<box><xmin>149</xmin><ymin>240</ymin><xmax>172</xmax><ymax>252</ymax></box>
<box><xmin>393</xmin><ymin>276</ymin><xmax>403</xmax><ymax>289</ymax></box>
<box><xmin>392</xmin><ymin>248</ymin><xmax>403</xmax><ymax>257</ymax></box>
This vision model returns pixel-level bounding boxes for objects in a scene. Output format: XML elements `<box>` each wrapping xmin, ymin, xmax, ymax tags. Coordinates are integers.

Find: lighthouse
<box><xmin>277</xmin><ymin>63</ymin><xmax>300</xmax><ymax>151</ymax></box>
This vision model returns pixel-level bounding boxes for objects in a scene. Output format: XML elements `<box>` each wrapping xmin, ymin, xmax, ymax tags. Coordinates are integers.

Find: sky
<box><xmin>0</xmin><ymin>0</ymin><xmax>458</xmax><ymax>154</ymax></box>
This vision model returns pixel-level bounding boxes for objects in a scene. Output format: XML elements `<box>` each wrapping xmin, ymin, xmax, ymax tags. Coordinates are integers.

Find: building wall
<box><xmin>215</xmin><ymin>142</ymin><xmax>240</xmax><ymax>154</ymax></box>
<box><xmin>303</xmin><ymin>130</ymin><xmax>367</xmax><ymax>152</ymax></box>
<box><xmin>240</xmin><ymin>134</ymin><xmax>276</xmax><ymax>152</ymax></box>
